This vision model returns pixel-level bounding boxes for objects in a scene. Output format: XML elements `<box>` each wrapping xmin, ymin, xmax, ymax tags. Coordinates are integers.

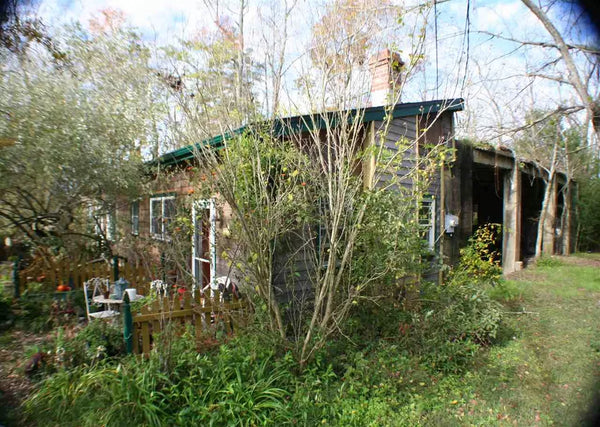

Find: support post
<box><xmin>122</xmin><ymin>292</ymin><xmax>133</xmax><ymax>354</ymax></box>
<box><xmin>112</xmin><ymin>255</ymin><xmax>119</xmax><ymax>282</ymax></box>
<box><xmin>502</xmin><ymin>162</ymin><xmax>521</xmax><ymax>274</ymax></box>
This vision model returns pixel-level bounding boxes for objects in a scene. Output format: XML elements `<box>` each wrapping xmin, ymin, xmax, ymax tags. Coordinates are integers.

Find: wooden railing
<box><xmin>131</xmin><ymin>291</ymin><xmax>248</xmax><ymax>355</ymax></box>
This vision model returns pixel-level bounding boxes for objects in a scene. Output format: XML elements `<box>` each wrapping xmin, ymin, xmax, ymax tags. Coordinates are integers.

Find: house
<box><xmin>114</xmin><ymin>50</ymin><xmax>574</xmax><ymax>298</ymax></box>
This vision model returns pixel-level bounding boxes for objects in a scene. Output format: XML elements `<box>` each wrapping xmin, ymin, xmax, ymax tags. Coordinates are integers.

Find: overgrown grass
<box><xmin>18</xmin><ymin>254</ymin><xmax>600</xmax><ymax>426</ymax></box>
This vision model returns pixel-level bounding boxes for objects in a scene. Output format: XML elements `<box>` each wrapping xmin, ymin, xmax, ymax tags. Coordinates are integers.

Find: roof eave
<box><xmin>151</xmin><ymin>98</ymin><xmax>464</xmax><ymax>167</ymax></box>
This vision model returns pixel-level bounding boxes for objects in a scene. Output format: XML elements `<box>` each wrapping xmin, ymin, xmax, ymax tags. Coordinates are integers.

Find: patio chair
<box><xmin>150</xmin><ymin>279</ymin><xmax>168</xmax><ymax>296</ymax></box>
<box><xmin>83</xmin><ymin>277</ymin><xmax>120</xmax><ymax>321</ymax></box>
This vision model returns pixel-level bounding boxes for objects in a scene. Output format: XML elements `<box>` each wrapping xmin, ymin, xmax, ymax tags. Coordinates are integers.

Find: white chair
<box><xmin>150</xmin><ymin>279</ymin><xmax>168</xmax><ymax>296</ymax></box>
<box><xmin>83</xmin><ymin>278</ymin><xmax>120</xmax><ymax>321</ymax></box>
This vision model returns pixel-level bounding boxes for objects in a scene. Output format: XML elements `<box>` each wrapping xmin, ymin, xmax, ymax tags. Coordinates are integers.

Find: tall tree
<box><xmin>162</xmin><ymin>12</ymin><xmax>263</xmax><ymax>143</ymax></box>
<box><xmin>0</xmin><ymin>16</ymin><xmax>168</xmax><ymax>257</ymax></box>
<box><xmin>303</xmin><ymin>0</ymin><xmax>404</xmax><ymax>108</ymax></box>
<box><xmin>521</xmin><ymin>0</ymin><xmax>600</xmax><ymax>155</ymax></box>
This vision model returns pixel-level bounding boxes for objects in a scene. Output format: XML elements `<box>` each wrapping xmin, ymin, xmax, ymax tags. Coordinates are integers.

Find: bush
<box><xmin>408</xmin><ymin>280</ymin><xmax>502</xmax><ymax>373</ymax></box>
<box><xmin>578</xmin><ymin>176</ymin><xmax>600</xmax><ymax>252</ymax></box>
<box><xmin>54</xmin><ymin>321</ymin><xmax>125</xmax><ymax>369</ymax></box>
<box><xmin>15</xmin><ymin>287</ymin><xmax>83</xmax><ymax>333</ymax></box>
<box><xmin>451</xmin><ymin>223</ymin><xmax>502</xmax><ymax>286</ymax></box>
<box><xmin>394</xmin><ymin>226</ymin><xmax>505</xmax><ymax>374</ymax></box>
<box><xmin>0</xmin><ymin>294</ymin><xmax>13</xmax><ymax>330</ymax></box>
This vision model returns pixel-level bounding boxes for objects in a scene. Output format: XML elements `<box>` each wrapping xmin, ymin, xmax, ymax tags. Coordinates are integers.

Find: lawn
<box><xmin>413</xmin><ymin>254</ymin><xmax>600</xmax><ymax>425</ymax></box>
<box><xmin>1</xmin><ymin>255</ymin><xmax>599</xmax><ymax>426</ymax></box>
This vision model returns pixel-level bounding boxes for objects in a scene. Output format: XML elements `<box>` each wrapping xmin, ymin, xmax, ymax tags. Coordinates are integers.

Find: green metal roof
<box><xmin>153</xmin><ymin>98</ymin><xmax>464</xmax><ymax>167</ymax></box>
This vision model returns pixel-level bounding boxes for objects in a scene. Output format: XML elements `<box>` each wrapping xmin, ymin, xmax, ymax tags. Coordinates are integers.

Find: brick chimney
<box><xmin>369</xmin><ymin>49</ymin><xmax>404</xmax><ymax>106</ymax></box>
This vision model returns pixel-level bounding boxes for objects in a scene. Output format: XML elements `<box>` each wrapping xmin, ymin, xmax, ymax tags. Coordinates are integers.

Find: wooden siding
<box><xmin>272</xmin><ymin>230</ymin><xmax>315</xmax><ymax>306</ymax></box>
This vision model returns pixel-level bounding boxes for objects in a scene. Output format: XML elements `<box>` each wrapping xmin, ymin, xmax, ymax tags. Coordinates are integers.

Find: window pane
<box><xmin>419</xmin><ymin>197</ymin><xmax>435</xmax><ymax>249</ymax></box>
<box><xmin>131</xmin><ymin>201</ymin><xmax>139</xmax><ymax>235</ymax></box>
<box><xmin>107</xmin><ymin>211</ymin><xmax>116</xmax><ymax>241</ymax></box>
<box><xmin>163</xmin><ymin>197</ymin><xmax>176</xmax><ymax>237</ymax></box>
<box><xmin>151</xmin><ymin>199</ymin><xmax>161</xmax><ymax>235</ymax></box>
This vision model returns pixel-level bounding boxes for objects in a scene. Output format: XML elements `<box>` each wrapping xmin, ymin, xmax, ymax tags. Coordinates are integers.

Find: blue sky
<box><xmin>29</xmin><ymin>0</ymin><xmax>597</xmax><ymax>142</ymax></box>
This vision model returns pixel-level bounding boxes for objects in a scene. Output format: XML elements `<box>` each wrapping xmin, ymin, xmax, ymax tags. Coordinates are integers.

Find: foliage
<box><xmin>351</xmin><ymin>189</ymin><xmax>429</xmax><ymax>292</ymax></box>
<box><xmin>516</xmin><ymin>111</ymin><xmax>588</xmax><ymax>174</ymax></box>
<box><xmin>14</xmin><ymin>290</ymin><xmax>81</xmax><ymax>333</ymax></box>
<box><xmin>410</xmin><ymin>280</ymin><xmax>502</xmax><ymax>373</ymax></box>
<box><xmin>24</xmin><ymin>331</ymin><xmax>295</xmax><ymax>426</ymax></box>
<box><xmin>0</xmin><ymin>292</ymin><xmax>13</xmax><ymax>329</ymax></box>
<box><xmin>307</xmin><ymin>0</ymin><xmax>401</xmax><ymax>105</ymax></box>
<box><xmin>161</xmin><ymin>14</ymin><xmax>262</xmax><ymax>140</ymax></box>
<box><xmin>0</xmin><ymin>17</ymin><xmax>167</xmax><ymax>258</ymax></box>
<box><xmin>389</xmin><ymin>224</ymin><xmax>505</xmax><ymax>374</ymax></box>
<box><xmin>450</xmin><ymin>223</ymin><xmax>502</xmax><ymax>286</ymax></box>
<box><xmin>186</xmin><ymin>126</ymin><xmax>441</xmax><ymax>365</ymax></box>
<box><xmin>55</xmin><ymin>321</ymin><xmax>125</xmax><ymax>369</ymax></box>
<box><xmin>535</xmin><ymin>255</ymin><xmax>563</xmax><ymax>268</ymax></box>
<box><xmin>19</xmin><ymin>255</ymin><xmax>600</xmax><ymax>426</ymax></box>
<box><xmin>577</xmin><ymin>176</ymin><xmax>600</xmax><ymax>251</ymax></box>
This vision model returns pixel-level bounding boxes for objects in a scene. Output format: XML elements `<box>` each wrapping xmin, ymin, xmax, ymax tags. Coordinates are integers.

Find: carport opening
<box><xmin>520</xmin><ymin>174</ymin><xmax>545</xmax><ymax>262</ymax></box>
<box><xmin>472</xmin><ymin>165</ymin><xmax>504</xmax><ymax>261</ymax></box>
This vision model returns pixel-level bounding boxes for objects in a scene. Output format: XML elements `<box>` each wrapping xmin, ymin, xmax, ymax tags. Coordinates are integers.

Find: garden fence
<box><xmin>131</xmin><ymin>291</ymin><xmax>248</xmax><ymax>355</ymax></box>
<box><xmin>18</xmin><ymin>257</ymin><xmax>152</xmax><ymax>295</ymax></box>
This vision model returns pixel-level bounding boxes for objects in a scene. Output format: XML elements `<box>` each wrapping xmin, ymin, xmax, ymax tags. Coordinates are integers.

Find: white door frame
<box><xmin>192</xmin><ymin>199</ymin><xmax>217</xmax><ymax>295</ymax></box>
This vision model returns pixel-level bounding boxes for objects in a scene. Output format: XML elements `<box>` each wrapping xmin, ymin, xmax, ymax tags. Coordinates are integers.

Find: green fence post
<box><xmin>113</xmin><ymin>255</ymin><xmax>119</xmax><ymax>282</ymax></box>
<box><xmin>12</xmin><ymin>255</ymin><xmax>21</xmax><ymax>299</ymax></box>
<box><xmin>122</xmin><ymin>292</ymin><xmax>133</xmax><ymax>354</ymax></box>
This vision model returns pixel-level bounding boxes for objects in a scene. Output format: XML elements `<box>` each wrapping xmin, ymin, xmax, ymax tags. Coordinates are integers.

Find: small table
<box><xmin>93</xmin><ymin>294</ymin><xmax>144</xmax><ymax>311</ymax></box>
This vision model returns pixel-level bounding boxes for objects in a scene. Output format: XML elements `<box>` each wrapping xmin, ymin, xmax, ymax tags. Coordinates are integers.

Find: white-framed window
<box><xmin>131</xmin><ymin>201</ymin><xmax>139</xmax><ymax>236</ymax></box>
<box><xmin>150</xmin><ymin>195</ymin><xmax>176</xmax><ymax>240</ymax></box>
<box><xmin>89</xmin><ymin>204</ymin><xmax>116</xmax><ymax>241</ymax></box>
<box><xmin>192</xmin><ymin>199</ymin><xmax>216</xmax><ymax>295</ymax></box>
<box><xmin>419</xmin><ymin>196</ymin><xmax>436</xmax><ymax>250</ymax></box>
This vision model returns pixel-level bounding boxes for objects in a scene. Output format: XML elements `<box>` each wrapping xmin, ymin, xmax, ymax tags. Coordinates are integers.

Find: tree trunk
<box><xmin>535</xmin><ymin>139</ymin><xmax>558</xmax><ymax>258</ymax></box>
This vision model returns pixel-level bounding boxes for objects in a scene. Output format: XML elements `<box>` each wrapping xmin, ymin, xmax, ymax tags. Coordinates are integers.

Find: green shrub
<box><xmin>451</xmin><ymin>223</ymin><xmax>502</xmax><ymax>286</ymax></box>
<box><xmin>488</xmin><ymin>280</ymin><xmax>524</xmax><ymax>302</ymax></box>
<box><xmin>578</xmin><ymin>176</ymin><xmax>600</xmax><ymax>251</ymax></box>
<box><xmin>15</xmin><ymin>289</ymin><xmax>83</xmax><ymax>333</ymax></box>
<box><xmin>55</xmin><ymin>321</ymin><xmax>125</xmax><ymax>369</ymax></box>
<box><xmin>409</xmin><ymin>280</ymin><xmax>502</xmax><ymax>373</ymax></box>
<box><xmin>0</xmin><ymin>294</ymin><xmax>13</xmax><ymax>329</ymax></box>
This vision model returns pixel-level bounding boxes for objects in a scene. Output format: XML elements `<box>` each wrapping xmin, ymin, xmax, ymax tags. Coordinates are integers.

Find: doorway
<box><xmin>192</xmin><ymin>199</ymin><xmax>216</xmax><ymax>294</ymax></box>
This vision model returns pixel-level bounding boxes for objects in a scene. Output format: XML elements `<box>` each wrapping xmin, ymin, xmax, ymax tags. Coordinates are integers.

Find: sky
<box><xmin>27</xmin><ymin>0</ymin><xmax>600</xmax><ymax>143</ymax></box>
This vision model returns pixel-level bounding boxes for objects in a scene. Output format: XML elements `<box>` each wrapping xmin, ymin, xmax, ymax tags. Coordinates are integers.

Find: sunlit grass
<box><xmin>375</xmin><ymin>254</ymin><xmax>600</xmax><ymax>425</ymax></box>
<box><xmin>443</xmin><ymin>254</ymin><xmax>600</xmax><ymax>425</ymax></box>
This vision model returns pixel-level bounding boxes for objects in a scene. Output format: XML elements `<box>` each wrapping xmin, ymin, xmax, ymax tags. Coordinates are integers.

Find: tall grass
<box><xmin>24</xmin><ymin>332</ymin><xmax>294</xmax><ymax>426</ymax></box>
